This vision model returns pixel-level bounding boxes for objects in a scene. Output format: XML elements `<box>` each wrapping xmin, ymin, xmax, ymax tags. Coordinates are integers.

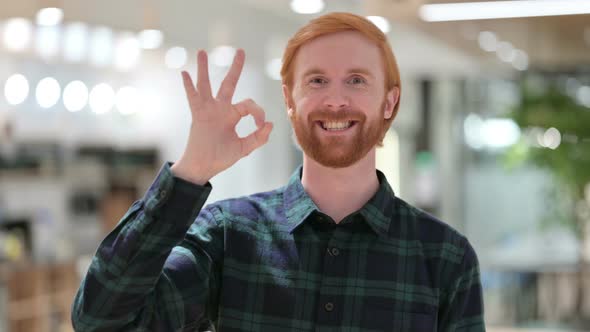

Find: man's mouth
<box><xmin>317</xmin><ymin>121</ymin><xmax>357</xmax><ymax>131</ymax></box>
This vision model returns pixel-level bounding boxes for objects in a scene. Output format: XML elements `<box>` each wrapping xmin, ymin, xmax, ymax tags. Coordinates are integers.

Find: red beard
<box><xmin>290</xmin><ymin>102</ymin><xmax>385</xmax><ymax>168</ymax></box>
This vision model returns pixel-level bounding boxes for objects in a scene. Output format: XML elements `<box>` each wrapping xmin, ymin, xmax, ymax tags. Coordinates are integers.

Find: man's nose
<box><xmin>323</xmin><ymin>85</ymin><xmax>349</xmax><ymax>109</ymax></box>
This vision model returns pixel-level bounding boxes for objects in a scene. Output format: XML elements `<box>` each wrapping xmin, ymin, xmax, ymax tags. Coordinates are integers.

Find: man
<box><xmin>72</xmin><ymin>12</ymin><xmax>485</xmax><ymax>332</ymax></box>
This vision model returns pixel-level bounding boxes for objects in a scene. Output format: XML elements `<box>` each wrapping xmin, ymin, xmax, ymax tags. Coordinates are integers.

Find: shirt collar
<box><xmin>283</xmin><ymin>166</ymin><xmax>320</xmax><ymax>233</ymax></box>
<box><xmin>358</xmin><ymin>169</ymin><xmax>397</xmax><ymax>237</ymax></box>
<box><xmin>283</xmin><ymin>165</ymin><xmax>397</xmax><ymax>237</ymax></box>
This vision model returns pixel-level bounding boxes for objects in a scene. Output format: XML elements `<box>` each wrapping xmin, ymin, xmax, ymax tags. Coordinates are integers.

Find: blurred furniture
<box><xmin>1</xmin><ymin>262</ymin><xmax>78</xmax><ymax>332</ymax></box>
<box><xmin>537</xmin><ymin>271</ymin><xmax>590</xmax><ymax>322</ymax></box>
<box><xmin>100</xmin><ymin>184</ymin><xmax>137</xmax><ymax>234</ymax></box>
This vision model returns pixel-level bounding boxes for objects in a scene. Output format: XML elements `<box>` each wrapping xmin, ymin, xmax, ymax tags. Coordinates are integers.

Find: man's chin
<box><xmin>313</xmin><ymin>158</ymin><xmax>360</xmax><ymax>169</ymax></box>
<box><xmin>307</xmin><ymin>148</ymin><xmax>364</xmax><ymax>168</ymax></box>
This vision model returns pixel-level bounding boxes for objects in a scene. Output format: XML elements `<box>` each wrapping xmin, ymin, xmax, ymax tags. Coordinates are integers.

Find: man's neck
<box><xmin>301</xmin><ymin>150</ymin><xmax>379</xmax><ymax>224</ymax></box>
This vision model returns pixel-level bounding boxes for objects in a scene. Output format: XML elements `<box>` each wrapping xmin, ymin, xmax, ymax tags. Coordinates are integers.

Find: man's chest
<box><xmin>217</xmin><ymin>227</ymin><xmax>439</xmax><ymax>331</ymax></box>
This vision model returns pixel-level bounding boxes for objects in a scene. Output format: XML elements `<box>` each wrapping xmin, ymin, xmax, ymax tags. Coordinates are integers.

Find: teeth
<box><xmin>321</xmin><ymin>121</ymin><xmax>352</xmax><ymax>131</ymax></box>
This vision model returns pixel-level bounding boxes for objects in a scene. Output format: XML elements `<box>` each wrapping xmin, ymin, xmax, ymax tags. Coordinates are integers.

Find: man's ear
<box><xmin>282</xmin><ymin>84</ymin><xmax>294</xmax><ymax>118</ymax></box>
<box><xmin>384</xmin><ymin>86</ymin><xmax>400</xmax><ymax>120</ymax></box>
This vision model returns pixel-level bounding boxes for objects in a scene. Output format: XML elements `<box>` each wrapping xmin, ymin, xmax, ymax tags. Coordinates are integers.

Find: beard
<box><xmin>289</xmin><ymin>101</ymin><xmax>385</xmax><ymax>168</ymax></box>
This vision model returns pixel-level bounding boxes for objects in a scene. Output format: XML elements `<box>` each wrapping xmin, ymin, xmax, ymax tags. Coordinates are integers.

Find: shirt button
<box><xmin>159</xmin><ymin>190</ymin><xmax>167</xmax><ymax>198</ymax></box>
<box><xmin>324</xmin><ymin>302</ymin><xmax>334</xmax><ymax>312</ymax></box>
<box><xmin>330</xmin><ymin>247</ymin><xmax>340</xmax><ymax>256</ymax></box>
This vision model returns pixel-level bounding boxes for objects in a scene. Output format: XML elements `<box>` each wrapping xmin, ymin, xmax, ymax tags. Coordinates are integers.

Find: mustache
<box><xmin>308</xmin><ymin>109</ymin><xmax>366</xmax><ymax>122</ymax></box>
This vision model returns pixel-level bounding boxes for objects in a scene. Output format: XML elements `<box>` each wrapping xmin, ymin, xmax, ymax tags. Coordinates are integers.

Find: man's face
<box><xmin>283</xmin><ymin>31</ymin><xmax>397</xmax><ymax>168</ymax></box>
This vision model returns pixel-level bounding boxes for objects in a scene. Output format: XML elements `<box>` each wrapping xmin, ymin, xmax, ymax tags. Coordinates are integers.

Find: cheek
<box><xmin>293</xmin><ymin>94</ymin><xmax>319</xmax><ymax>112</ymax></box>
<box><xmin>347</xmin><ymin>88</ymin><xmax>380</xmax><ymax>107</ymax></box>
<box><xmin>294</xmin><ymin>88</ymin><xmax>382</xmax><ymax>112</ymax></box>
<box><xmin>356</xmin><ymin>95</ymin><xmax>381</xmax><ymax>112</ymax></box>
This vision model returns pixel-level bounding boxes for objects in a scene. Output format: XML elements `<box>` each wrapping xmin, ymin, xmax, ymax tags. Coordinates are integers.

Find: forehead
<box><xmin>293</xmin><ymin>30</ymin><xmax>384</xmax><ymax>77</ymax></box>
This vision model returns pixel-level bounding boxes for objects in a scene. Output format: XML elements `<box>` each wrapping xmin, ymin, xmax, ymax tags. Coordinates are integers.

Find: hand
<box><xmin>171</xmin><ymin>49</ymin><xmax>273</xmax><ymax>185</ymax></box>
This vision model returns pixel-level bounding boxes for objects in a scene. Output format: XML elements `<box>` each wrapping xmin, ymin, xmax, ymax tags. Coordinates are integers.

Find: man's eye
<box><xmin>349</xmin><ymin>76</ymin><xmax>366</xmax><ymax>84</ymax></box>
<box><xmin>310</xmin><ymin>77</ymin><xmax>326</xmax><ymax>85</ymax></box>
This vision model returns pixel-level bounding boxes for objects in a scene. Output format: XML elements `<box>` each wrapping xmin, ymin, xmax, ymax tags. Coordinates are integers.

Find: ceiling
<box><xmin>364</xmin><ymin>0</ymin><xmax>590</xmax><ymax>71</ymax></box>
<box><xmin>0</xmin><ymin>0</ymin><xmax>588</xmax><ymax>72</ymax></box>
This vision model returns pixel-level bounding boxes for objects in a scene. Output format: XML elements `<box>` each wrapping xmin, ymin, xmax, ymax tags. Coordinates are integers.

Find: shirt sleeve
<box><xmin>71</xmin><ymin>162</ymin><xmax>225</xmax><ymax>331</ymax></box>
<box><xmin>437</xmin><ymin>239</ymin><xmax>486</xmax><ymax>332</ymax></box>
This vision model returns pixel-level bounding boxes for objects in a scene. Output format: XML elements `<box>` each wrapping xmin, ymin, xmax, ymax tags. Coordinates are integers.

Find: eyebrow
<box><xmin>301</xmin><ymin>68</ymin><xmax>375</xmax><ymax>79</ymax></box>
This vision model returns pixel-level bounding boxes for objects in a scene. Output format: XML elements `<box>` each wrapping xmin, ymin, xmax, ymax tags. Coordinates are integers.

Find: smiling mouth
<box><xmin>317</xmin><ymin>121</ymin><xmax>357</xmax><ymax>131</ymax></box>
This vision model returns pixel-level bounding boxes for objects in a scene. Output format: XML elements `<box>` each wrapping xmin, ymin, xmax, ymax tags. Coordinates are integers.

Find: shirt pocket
<box><xmin>362</xmin><ymin>305</ymin><xmax>436</xmax><ymax>332</ymax></box>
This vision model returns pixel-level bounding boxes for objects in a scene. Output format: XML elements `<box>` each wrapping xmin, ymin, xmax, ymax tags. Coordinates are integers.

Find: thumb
<box><xmin>240</xmin><ymin>122</ymin><xmax>273</xmax><ymax>157</ymax></box>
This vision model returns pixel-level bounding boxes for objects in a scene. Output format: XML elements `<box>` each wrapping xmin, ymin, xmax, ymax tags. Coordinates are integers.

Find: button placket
<box><xmin>317</xmin><ymin>228</ymin><xmax>346</xmax><ymax>324</ymax></box>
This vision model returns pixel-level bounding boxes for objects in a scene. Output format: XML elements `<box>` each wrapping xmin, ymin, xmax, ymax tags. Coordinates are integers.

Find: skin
<box><xmin>283</xmin><ymin>31</ymin><xmax>400</xmax><ymax>223</ymax></box>
<box><xmin>171</xmin><ymin>50</ymin><xmax>273</xmax><ymax>185</ymax></box>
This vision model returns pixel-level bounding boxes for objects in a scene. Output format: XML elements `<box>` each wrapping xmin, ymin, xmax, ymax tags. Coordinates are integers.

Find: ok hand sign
<box><xmin>171</xmin><ymin>49</ymin><xmax>274</xmax><ymax>185</ymax></box>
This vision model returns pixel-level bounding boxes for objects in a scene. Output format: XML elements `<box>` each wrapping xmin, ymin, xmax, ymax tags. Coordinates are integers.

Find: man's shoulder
<box><xmin>205</xmin><ymin>186</ymin><xmax>286</xmax><ymax>220</ymax></box>
<box><xmin>393</xmin><ymin>196</ymin><xmax>474</xmax><ymax>262</ymax></box>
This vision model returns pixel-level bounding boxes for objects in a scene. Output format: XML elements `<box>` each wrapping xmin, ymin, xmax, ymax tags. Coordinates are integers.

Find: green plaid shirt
<box><xmin>72</xmin><ymin>163</ymin><xmax>485</xmax><ymax>332</ymax></box>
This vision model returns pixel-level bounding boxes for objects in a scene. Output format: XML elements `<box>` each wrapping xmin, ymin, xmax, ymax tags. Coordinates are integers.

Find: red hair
<box><xmin>281</xmin><ymin>12</ymin><xmax>402</xmax><ymax>136</ymax></box>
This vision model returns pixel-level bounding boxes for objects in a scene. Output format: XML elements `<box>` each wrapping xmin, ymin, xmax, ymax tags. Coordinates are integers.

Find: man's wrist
<box><xmin>170</xmin><ymin>162</ymin><xmax>211</xmax><ymax>186</ymax></box>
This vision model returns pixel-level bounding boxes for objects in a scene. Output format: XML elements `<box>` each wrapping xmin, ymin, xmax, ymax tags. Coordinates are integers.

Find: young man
<box><xmin>72</xmin><ymin>12</ymin><xmax>485</xmax><ymax>332</ymax></box>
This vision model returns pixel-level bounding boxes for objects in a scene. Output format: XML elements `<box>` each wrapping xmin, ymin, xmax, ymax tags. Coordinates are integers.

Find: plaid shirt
<box><xmin>72</xmin><ymin>163</ymin><xmax>485</xmax><ymax>332</ymax></box>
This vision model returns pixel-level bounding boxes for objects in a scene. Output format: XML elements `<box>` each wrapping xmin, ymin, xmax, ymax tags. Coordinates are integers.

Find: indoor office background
<box><xmin>0</xmin><ymin>0</ymin><xmax>589</xmax><ymax>331</ymax></box>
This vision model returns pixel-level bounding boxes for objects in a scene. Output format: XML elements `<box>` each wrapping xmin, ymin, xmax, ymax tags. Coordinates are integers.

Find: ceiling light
<box><xmin>464</xmin><ymin>113</ymin><xmax>485</xmax><ymax>149</ymax></box>
<box><xmin>3</xmin><ymin>18</ymin><xmax>33</xmax><ymax>51</ymax></box>
<box><xmin>511</xmin><ymin>50</ymin><xmax>529</xmax><ymax>71</ymax></box>
<box><xmin>89</xmin><ymin>26</ymin><xmax>114</xmax><ymax>67</ymax></box>
<box><xmin>89</xmin><ymin>83</ymin><xmax>115</xmax><ymax>114</ymax></box>
<box><xmin>36</xmin><ymin>7</ymin><xmax>63</xmax><ymax>26</ymax></box>
<box><xmin>420</xmin><ymin>0</ymin><xmax>590</xmax><ymax>22</ymax></box>
<box><xmin>482</xmin><ymin>118</ymin><xmax>520</xmax><ymax>148</ymax></box>
<box><xmin>114</xmin><ymin>32</ymin><xmax>141</xmax><ymax>71</ymax></box>
<box><xmin>138</xmin><ymin>29</ymin><xmax>164</xmax><ymax>49</ymax></box>
<box><xmin>290</xmin><ymin>0</ymin><xmax>324</xmax><ymax>14</ymax></box>
<box><xmin>496</xmin><ymin>41</ymin><xmax>515</xmax><ymax>62</ymax></box>
<box><xmin>477</xmin><ymin>31</ymin><xmax>497</xmax><ymax>52</ymax></box>
<box><xmin>4</xmin><ymin>74</ymin><xmax>29</xmax><ymax>105</ymax></box>
<box><xmin>63</xmin><ymin>81</ymin><xmax>88</xmax><ymax>112</ymax></box>
<box><xmin>35</xmin><ymin>25</ymin><xmax>60</xmax><ymax>59</ymax></box>
<box><xmin>165</xmin><ymin>46</ymin><xmax>187</xmax><ymax>69</ymax></box>
<box><xmin>366</xmin><ymin>16</ymin><xmax>391</xmax><ymax>34</ymax></box>
<box><xmin>536</xmin><ymin>129</ymin><xmax>547</xmax><ymax>147</ymax></box>
<box><xmin>210</xmin><ymin>46</ymin><xmax>236</xmax><ymax>67</ymax></box>
<box><xmin>543</xmin><ymin>127</ymin><xmax>561</xmax><ymax>150</ymax></box>
<box><xmin>464</xmin><ymin>114</ymin><xmax>520</xmax><ymax>149</ymax></box>
<box><xmin>63</xmin><ymin>22</ymin><xmax>89</xmax><ymax>62</ymax></box>
<box><xmin>36</xmin><ymin>77</ymin><xmax>61</xmax><ymax>108</ymax></box>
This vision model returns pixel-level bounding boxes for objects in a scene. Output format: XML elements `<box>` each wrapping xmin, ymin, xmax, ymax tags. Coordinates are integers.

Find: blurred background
<box><xmin>0</xmin><ymin>0</ymin><xmax>589</xmax><ymax>331</ymax></box>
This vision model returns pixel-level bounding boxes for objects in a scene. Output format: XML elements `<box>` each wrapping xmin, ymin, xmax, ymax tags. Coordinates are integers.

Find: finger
<box><xmin>181</xmin><ymin>71</ymin><xmax>197</xmax><ymax>97</ymax></box>
<box><xmin>240</xmin><ymin>122</ymin><xmax>273</xmax><ymax>157</ymax></box>
<box><xmin>217</xmin><ymin>48</ymin><xmax>245</xmax><ymax>102</ymax></box>
<box><xmin>233</xmin><ymin>99</ymin><xmax>265</xmax><ymax>128</ymax></box>
<box><xmin>197</xmin><ymin>50</ymin><xmax>213</xmax><ymax>98</ymax></box>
